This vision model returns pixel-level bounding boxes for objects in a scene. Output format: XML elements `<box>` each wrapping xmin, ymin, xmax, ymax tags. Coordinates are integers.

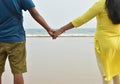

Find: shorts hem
<box><xmin>12</xmin><ymin>70</ymin><xmax>27</xmax><ymax>74</ymax></box>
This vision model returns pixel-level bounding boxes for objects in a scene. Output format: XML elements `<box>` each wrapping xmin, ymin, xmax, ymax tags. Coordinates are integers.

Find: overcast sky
<box><xmin>23</xmin><ymin>0</ymin><xmax>97</xmax><ymax>29</ymax></box>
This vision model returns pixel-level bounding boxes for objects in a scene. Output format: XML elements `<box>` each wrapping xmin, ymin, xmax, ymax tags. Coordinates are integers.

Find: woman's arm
<box><xmin>53</xmin><ymin>1</ymin><xmax>104</xmax><ymax>39</ymax></box>
<box><xmin>53</xmin><ymin>22</ymin><xmax>74</xmax><ymax>39</ymax></box>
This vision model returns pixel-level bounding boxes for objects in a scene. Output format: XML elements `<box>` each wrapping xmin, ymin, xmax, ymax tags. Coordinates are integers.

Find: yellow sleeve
<box><xmin>72</xmin><ymin>1</ymin><xmax>104</xmax><ymax>28</ymax></box>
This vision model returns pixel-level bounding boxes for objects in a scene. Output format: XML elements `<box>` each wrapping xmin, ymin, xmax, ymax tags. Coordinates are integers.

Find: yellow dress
<box><xmin>72</xmin><ymin>0</ymin><xmax>120</xmax><ymax>81</ymax></box>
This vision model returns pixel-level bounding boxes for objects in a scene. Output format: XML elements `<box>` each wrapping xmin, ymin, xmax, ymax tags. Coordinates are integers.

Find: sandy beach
<box><xmin>2</xmin><ymin>37</ymin><xmax>102</xmax><ymax>84</ymax></box>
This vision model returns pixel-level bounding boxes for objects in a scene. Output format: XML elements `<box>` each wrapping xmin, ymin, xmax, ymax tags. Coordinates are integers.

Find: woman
<box><xmin>53</xmin><ymin>0</ymin><xmax>120</xmax><ymax>84</ymax></box>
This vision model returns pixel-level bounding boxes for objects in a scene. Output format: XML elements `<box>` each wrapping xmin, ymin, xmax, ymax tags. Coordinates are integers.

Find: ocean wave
<box><xmin>26</xmin><ymin>34</ymin><xmax>94</xmax><ymax>37</ymax></box>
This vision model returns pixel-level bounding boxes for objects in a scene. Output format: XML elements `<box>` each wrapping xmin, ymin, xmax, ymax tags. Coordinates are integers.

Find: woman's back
<box><xmin>96</xmin><ymin>5</ymin><xmax>120</xmax><ymax>38</ymax></box>
<box><xmin>90</xmin><ymin>0</ymin><xmax>120</xmax><ymax>38</ymax></box>
<box><xmin>94</xmin><ymin>0</ymin><xmax>120</xmax><ymax>81</ymax></box>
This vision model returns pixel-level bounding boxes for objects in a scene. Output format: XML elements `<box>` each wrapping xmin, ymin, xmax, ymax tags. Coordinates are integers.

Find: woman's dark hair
<box><xmin>105</xmin><ymin>0</ymin><xmax>120</xmax><ymax>24</ymax></box>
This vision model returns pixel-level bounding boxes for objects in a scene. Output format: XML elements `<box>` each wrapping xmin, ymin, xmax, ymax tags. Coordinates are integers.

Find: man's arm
<box><xmin>28</xmin><ymin>7</ymin><xmax>54</xmax><ymax>36</ymax></box>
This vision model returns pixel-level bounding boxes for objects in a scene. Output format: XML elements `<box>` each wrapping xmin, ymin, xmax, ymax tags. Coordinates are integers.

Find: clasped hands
<box><xmin>48</xmin><ymin>28</ymin><xmax>65</xmax><ymax>39</ymax></box>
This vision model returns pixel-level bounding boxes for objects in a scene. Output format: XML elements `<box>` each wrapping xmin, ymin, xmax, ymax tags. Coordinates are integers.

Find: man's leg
<box><xmin>0</xmin><ymin>73</ymin><xmax>2</xmax><ymax>84</ymax></box>
<box><xmin>7</xmin><ymin>41</ymin><xmax>27</xmax><ymax>84</ymax></box>
<box><xmin>14</xmin><ymin>74</ymin><xmax>24</xmax><ymax>84</ymax></box>
<box><xmin>0</xmin><ymin>43</ymin><xmax>8</xmax><ymax>84</ymax></box>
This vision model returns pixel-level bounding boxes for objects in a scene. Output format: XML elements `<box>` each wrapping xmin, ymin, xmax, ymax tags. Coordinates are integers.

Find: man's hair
<box><xmin>106</xmin><ymin>0</ymin><xmax>120</xmax><ymax>24</ymax></box>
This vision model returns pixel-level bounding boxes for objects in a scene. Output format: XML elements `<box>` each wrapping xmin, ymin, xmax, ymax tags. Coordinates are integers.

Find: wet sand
<box><xmin>2</xmin><ymin>37</ymin><xmax>102</xmax><ymax>84</ymax></box>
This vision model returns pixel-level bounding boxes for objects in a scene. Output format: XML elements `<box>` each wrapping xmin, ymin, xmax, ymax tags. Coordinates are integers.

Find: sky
<box><xmin>23</xmin><ymin>0</ymin><xmax>97</xmax><ymax>29</ymax></box>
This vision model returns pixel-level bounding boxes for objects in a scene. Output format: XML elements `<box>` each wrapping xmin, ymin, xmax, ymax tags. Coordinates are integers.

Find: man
<box><xmin>0</xmin><ymin>0</ymin><xmax>54</xmax><ymax>84</ymax></box>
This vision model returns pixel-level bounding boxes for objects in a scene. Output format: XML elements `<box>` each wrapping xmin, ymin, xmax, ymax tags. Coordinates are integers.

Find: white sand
<box><xmin>2</xmin><ymin>37</ymin><xmax>102</xmax><ymax>84</ymax></box>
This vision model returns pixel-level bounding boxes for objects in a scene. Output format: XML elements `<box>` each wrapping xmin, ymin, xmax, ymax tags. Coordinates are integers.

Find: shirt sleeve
<box><xmin>21</xmin><ymin>0</ymin><xmax>35</xmax><ymax>11</ymax></box>
<box><xmin>72</xmin><ymin>1</ymin><xmax>104</xmax><ymax>28</ymax></box>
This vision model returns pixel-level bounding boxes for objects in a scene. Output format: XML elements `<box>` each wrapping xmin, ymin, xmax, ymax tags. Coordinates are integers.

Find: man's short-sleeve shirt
<box><xmin>0</xmin><ymin>0</ymin><xmax>35</xmax><ymax>42</ymax></box>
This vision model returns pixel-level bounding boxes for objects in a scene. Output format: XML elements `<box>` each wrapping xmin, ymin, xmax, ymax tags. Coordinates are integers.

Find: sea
<box><xmin>25</xmin><ymin>28</ymin><xmax>96</xmax><ymax>37</ymax></box>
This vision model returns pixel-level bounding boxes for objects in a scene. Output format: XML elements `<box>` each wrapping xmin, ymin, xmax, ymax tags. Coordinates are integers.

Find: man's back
<box><xmin>0</xmin><ymin>0</ymin><xmax>35</xmax><ymax>42</ymax></box>
<box><xmin>0</xmin><ymin>0</ymin><xmax>34</xmax><ymax>42</ymax></box>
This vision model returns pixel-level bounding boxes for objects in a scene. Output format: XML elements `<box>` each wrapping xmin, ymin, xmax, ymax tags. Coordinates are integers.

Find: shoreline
<box><xmin>26</xmin><ymin>35</ymin><xmax>94</xmax><ymax>38</ymax></box>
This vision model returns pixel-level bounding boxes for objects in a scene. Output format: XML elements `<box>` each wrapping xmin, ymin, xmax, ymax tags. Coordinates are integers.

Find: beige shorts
<box><xmin>0</xmin><ymin>41</ymin><xmax>27</xmax><ymax>74</ymax></box>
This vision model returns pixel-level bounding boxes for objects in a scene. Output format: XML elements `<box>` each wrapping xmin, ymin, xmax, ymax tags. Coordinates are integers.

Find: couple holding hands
<box><xmin>1</xmin><ymin>0</ymin><xmax>120</xmax><ymax>84</ymax></box>
<box><xmin>46</xmin><ymin>22</ymin><xmax>74</xmax><ymax>39</ymax></box>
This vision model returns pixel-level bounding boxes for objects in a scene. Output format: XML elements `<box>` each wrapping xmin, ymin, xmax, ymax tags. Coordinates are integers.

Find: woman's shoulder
<box><xmin>93</xmin><ymin>0</ymin><xmax>105</xmax><ymax>10</ymax></box>
<box><xmin>95</xmin><ymin>0</ymin><xmax>105</xmax><ymax>6</ymax></box>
